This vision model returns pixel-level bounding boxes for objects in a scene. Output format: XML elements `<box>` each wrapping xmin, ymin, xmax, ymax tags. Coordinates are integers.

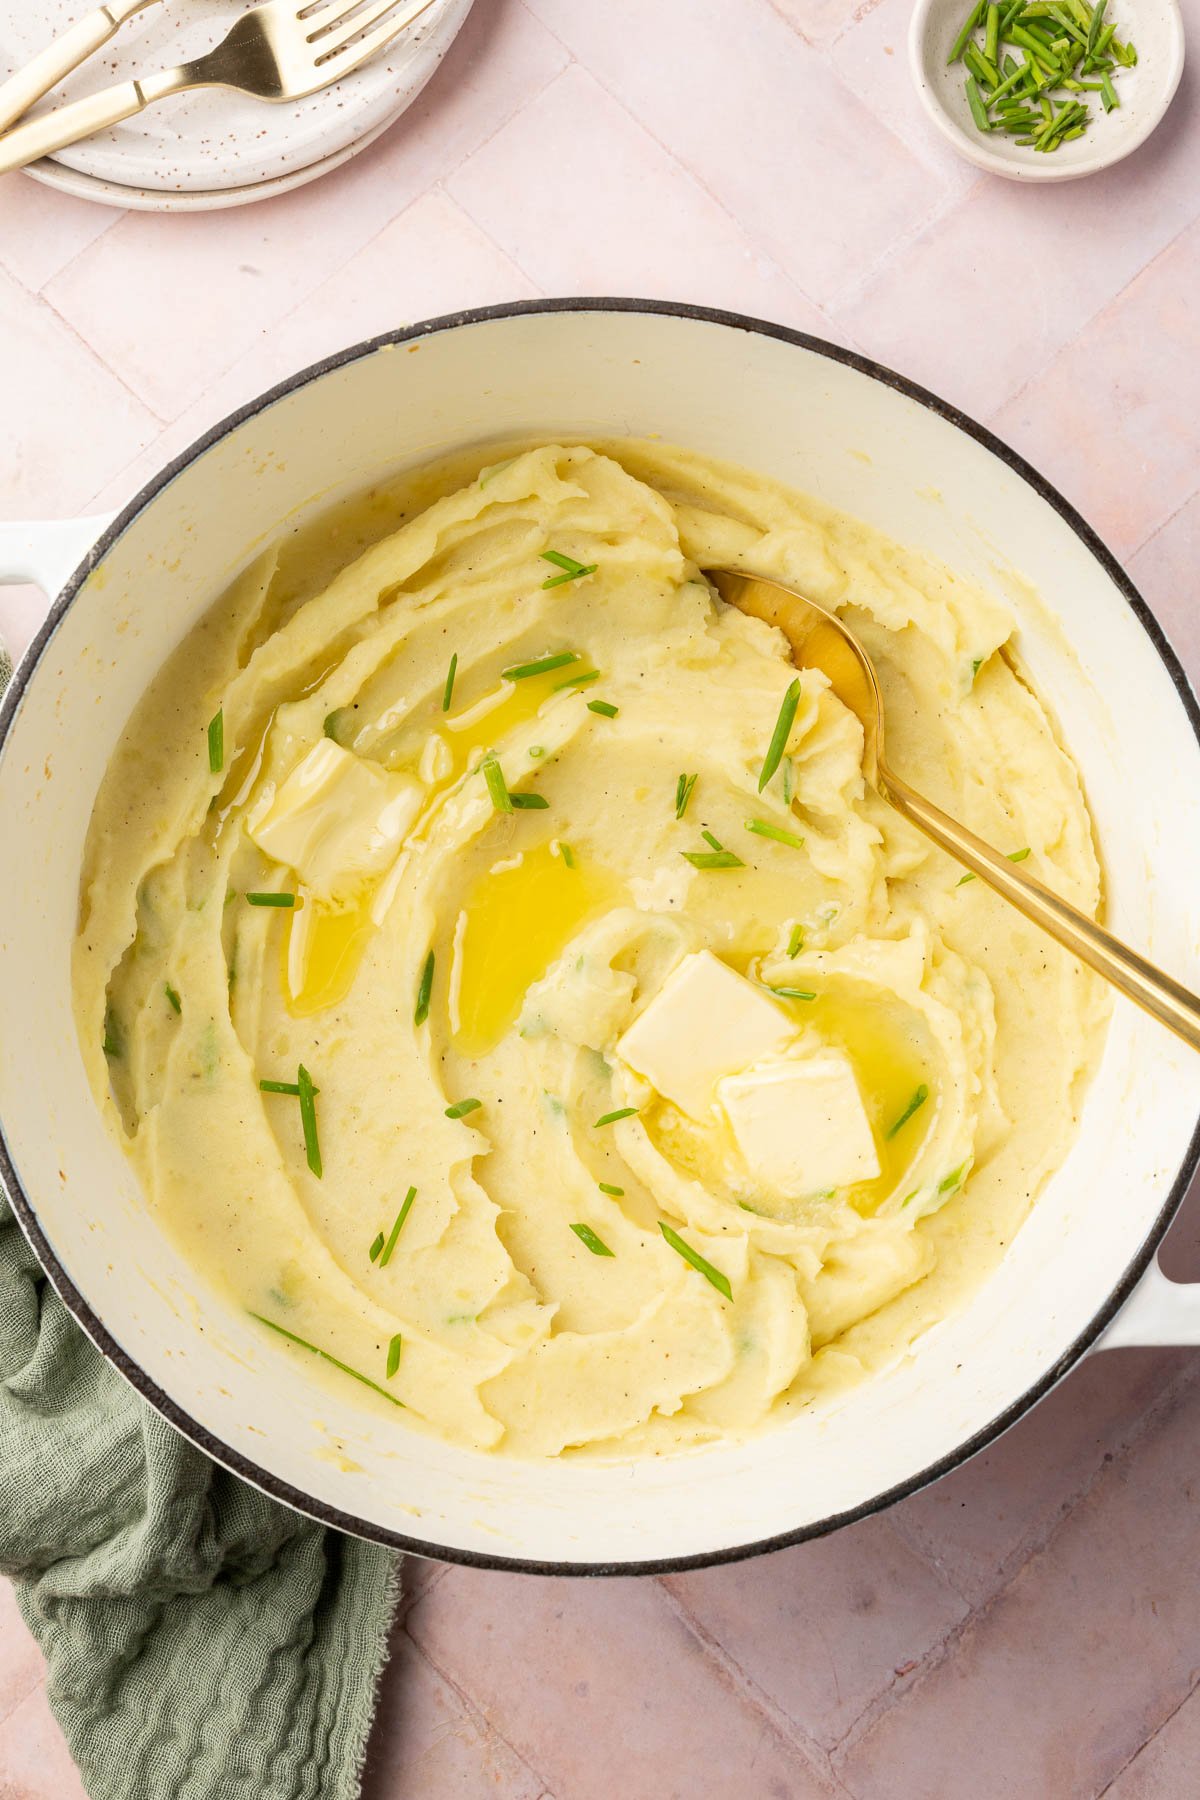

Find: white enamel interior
<box><xmin>2</xmin><ymin>306</ymin><xmax>1199</xmax><ymax>1568</ymax></box>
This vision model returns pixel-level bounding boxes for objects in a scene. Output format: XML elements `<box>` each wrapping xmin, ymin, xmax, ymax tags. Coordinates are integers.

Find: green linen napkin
<box><xmin>0</xmin><ymin>623</ymin><xmax>402</xmax><ymax>1800</ymax></box>
<box><xmin>0</xmin><ymin>1176</ymin><xmax>402</xmax><ymax>1800</ymax></box>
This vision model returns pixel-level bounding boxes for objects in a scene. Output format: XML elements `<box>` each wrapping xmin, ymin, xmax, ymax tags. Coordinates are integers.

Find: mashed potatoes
<box><xmin>73</xmin><ymin>441</ymin><xmax>1108</xmax><ymax>1456</ymax></box>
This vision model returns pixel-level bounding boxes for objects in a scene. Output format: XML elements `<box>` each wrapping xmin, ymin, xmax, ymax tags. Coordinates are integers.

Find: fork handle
<box><xmin>0</xmin><ymin>64</ymin><xmax>189</xmax><ymax>174</ymax></box>
<box><xmin>0</xmin><ymin>2</ymin><xmax>158</xmax><ymax>137</ymax></box>
<box><xmin>881</xmin><ymin>764</ymin><xmax>1200</xmax><ymax>1052</ymax></box>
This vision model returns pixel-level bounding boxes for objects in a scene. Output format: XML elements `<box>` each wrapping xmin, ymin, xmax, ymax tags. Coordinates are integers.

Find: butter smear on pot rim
<box><xmin>73</xmin><ymin>440</ymin><xmax>1109</xmax><ymax>1457</ymax></box>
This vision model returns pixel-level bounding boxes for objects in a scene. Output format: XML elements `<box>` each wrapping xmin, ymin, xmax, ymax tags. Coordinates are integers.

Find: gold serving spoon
<box><xmin>711</xmin><ymin>569</ymin><xmax>1200</xmax><ymax>1052</ymax></box>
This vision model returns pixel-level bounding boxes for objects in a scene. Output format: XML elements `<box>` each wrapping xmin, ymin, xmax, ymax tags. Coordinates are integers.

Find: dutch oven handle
<box><xmin>1097</xmin><ymin>1257</ymin><xmax>1200</xmax><ymax>1350</ymax></box>
<box><xmin>0</xmin><ymin>515</ymin><xmax>117</xmax><ymax>646</ymax></box>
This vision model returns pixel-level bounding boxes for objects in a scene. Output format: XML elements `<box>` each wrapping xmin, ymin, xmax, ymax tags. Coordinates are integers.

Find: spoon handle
<box><xmin>881</xmin><ymin>764</ymin><xmax>1200</xmax><ymax>1053</ymax></box>
<box><xmin>0</xmin><ymin>2</ymin><xmax>159</xmax><ymax>138</ymax></box>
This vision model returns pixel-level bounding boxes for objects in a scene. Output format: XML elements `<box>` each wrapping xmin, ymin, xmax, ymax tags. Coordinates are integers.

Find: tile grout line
<box><xmin>393</xmin><ymin>1557</ymin><xmax>450</xmax><ymax>1624</ymax></box>
<box><xmin>1094</xmin><ymin>1664</ymin><xmax>1200</xmax><ymax>1798</ymax></box>
<box><xmin>37</xmin><ymin>284</ymin><xmax>172</xmax><ymax>428</ymax></box>
<box><xmin>440</xmin><ymin>18</ymin><xmax>575</xmax><ymax>178</ymax></box>
<box><xmin>17</xmin><ymin>203</ymin><xmax>128</xmax><ymax>302</ymax></box>
<box><xmin>654</xmin><ymin>1577</ymin><xmax>857</xmax><ymax>1795</ymax></box>
<box><xmin>72</xmin><ymin>176</ymin><xmax>546</xmax><ymax>521</ymax></box>
<box><xmin>399</xmin><ymin>1621</ymin><xmax>560</xmax><ymax>1800</ymax></box>
<box><xmin>513</xmin><ymin>6</ymin><xmax>843</xmax><ymax>329</ymax></box>
<box><xmin>825</xmin><ymin>171</ymin><xmax>984</xmax><ymax>318</ymax></box>
<box><xmin>31</xmin><ymin>28</ymin><xmax>572</xmax><ymax>443</ymax></box>
<box><xmin>832</xmin><ymin>1352</ymin><xmax>1200</xmax><ymax>1764</ymax></box>
<box><xmin>889</xmin><ymin>1346</ymin><xmax>1200</xmax><ymax>1617</ymax></box>
<box><xmin>1123</xmin><ymin>479</ymin><xmax>1200</xmax><ymax>573</ymax></box>
<box><xmin>766</xmin><ymin>0</ymin><xmax>890</xmax><ymax>53</ymax></box>
<box><xmin>980</xmin><ymin>207</ymin><xmax>1200</xmax><ymax>434</ymax></box>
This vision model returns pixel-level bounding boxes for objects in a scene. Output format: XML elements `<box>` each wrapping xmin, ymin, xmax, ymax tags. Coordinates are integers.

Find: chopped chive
<box><xmin>386</xmin><ymin>1333</ymin><xmax>403</xmax><ymax>1379</ymax></box>
<box><xmin>555</xmin><ymin>668</ymin><xmax>601</xmax><ymax>690</ymax></box>
<box><xmin>758</xmin><ymin>680</ymin><xmax>801</xmax><ymax>793</ymax></box>
<box><xmin>102</xmin><ymin>1004</ymin><xmax>123</xmax><ymax>1060</ymax></box>
<box><xmin>938</xmin><ymin>1164</ymin><xmax>967</xmax><ymax>1195</ymax></box>
<box><xmin>541</xmin><ymin>550</ymin><xmax>597</xmax><ymax>588</ymax></box>
<box><xmin>659</xmin><ymin>1221</ymin><xmax>732</xmax><ymax>1301</ymax></box>
<box><xmin>595</xmin><ymin>1107</ymin><xmax>638</xmax><ymax>1127</ymax></box>
<box><xmin>297</xmin><ymin>1064</ymin><xmax>321</xmax><ymax>1179</ymax></box>
<box><xmin>260</xmin><ymin>1079</ymin><xmax>302</xmax><ymax>1096</ymax></box>
<box><xmin>1100</xmin><ymin>69</ymin><xmax>1118</xmax><ymax>108</ymax></box>
<box><xmin>369</xmin><ymin>1231</ymin><xmax>385</xmax><ymax>1263</ymax></box>
<box><xmin>987</xmin><ymin>62</ymin><xmax>1026</xmax><ymax>102</ymax></box>
<box><xmin>675</xmin><ymin>772</ymin><xmax>698</xmax><ymax>819</ymax></box>
<box><xmin>207</xmin><ymin>709</ymin><xmax>224</xmax><ymax>774</ymax></box>
<box><xmin>415</xmin><ymin>949</ymin><xmax>434</xmax><ymax>1026</ymax></box>
<box><xmin>587</xmin><ymin>699</ymin><xmax>619</xmax><ymax>718</ymax></box>
<box><xmin>246</xmin><ymin>891</ymin><xmax>296</xmax><ymax>907</ymax></box>
<box><xmin>958</xmin><ymin>846</ymin><xmax>1031</xmax><ymax>885</ymax></box>
<box><xmin>768</xmin><ymin>985</ymin><xmax>817</xmax><ymax>1001</ymax></box>
<box><xmin>683</xmin><ymin>850</ymin><xmax>746</xmax><ymax>870</ymax></box>
<box><xmin>786</xmin><ymin>923</ymin><xmax>805</xmax><ymax>959</ymax></box>
<box><xmin>481</xmin><ymin>751</ymin><xmax>513</xmax><ymax>814</ymax></box>
<box><xmin>886</xmin><ymin>1084</ymin><xmax>930</xmax><ymax>1140</ymax></box>
<box><xmin>543</xmin><ymin>568</ymin><xmax>597</xmax><ymax>589</ymax></box>
<box><xmin>445</xmin><ymin>1097</ymin><xmax>482</xmax><ymax>1120</ymax></box>
<box><xmin>504</xmin><ymin>650</ymin><xmax>579</xmax><ymax>681</ymax></box>
<box><xmin>971</xmin><ymin>656</ymin><xmax>984</xmax><ymax>678</ymax></box>
<box><xmin>985</xmin><ymin>2</ymin><xmax>1000</xmax><ymax>62</ymax></box>
<box><xmin>164</xmin><ymin>983</ymin><xmax>182</xmax><ymax>1015</ymax></box>
<box><xmin>966</xmin><ymin>73</ymin><xmax>991</xmax><ymax>129</ymax></box>
<box><xmin>965</xmin><ymin>43</ymin><xmax>1000</xmax><ymax>86</ymax></box>
<box><xmin>571</xmin><ymin>1222</ymin><xmax>614</xmax><ymax>1257</ymax></box>
<box><xmin>948</xmin><ymin>0</ymin><xmax>987</xmax><ymax>63</ymax></box>
<box><xmin>529</xmin><ymin>745</ymin><xmax>546</xmax><ymax>759</ymax></box>
<box><xmin>558</xmin><ymin>841</ymin><xmax>577</xmax><ymax>869</ymax></box>
<box><xmin>378</xmin><ymin>1186</ymin><xmax>417</xmax><ymax>1268</ymax></box>
<box><xmin>701</xmin><ymin>829</ymin><xmax>725</xmax><ymax>851</ymax></box>
<box><xmin>441</xmin><ymin>652</ymin><xmax>458</xmax><ymax>712</ymax></box>
<box><xmin>1010</xmin><ymin>23</ymin><xmax>1059</xmax><ymax>64</ymax></box>
<box><xmin>598</xmin><ymin>1181</ymin><xmax>624</xmax><ymax>1197</ymax></box>
<box><xmin>249</xmin><ymin>1312</ymin><xmax>405</xmax><ymax>1406</ymax></box>
<box><xmin>745</xmin><ymin>817</ymin><xmax>805</xmax><ymax>851</ymax></box>
<box><xmin>510</xmin><ymin>792</ymin><xmax>550</xmax><ymax>809</ymax></box>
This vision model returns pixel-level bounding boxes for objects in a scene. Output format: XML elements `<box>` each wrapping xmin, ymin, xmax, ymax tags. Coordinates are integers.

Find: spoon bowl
<box><xmin>711</xmin><ymin>567</ymin><xmax>1200</xmax><ymax>1053</ymax></box>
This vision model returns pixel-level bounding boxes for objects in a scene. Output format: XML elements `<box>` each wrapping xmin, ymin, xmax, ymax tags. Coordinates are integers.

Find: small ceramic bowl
<box><xmin>909</xmin><ymin>0</ymin><xmax>1185</xmax><ymax>182</ymax></box>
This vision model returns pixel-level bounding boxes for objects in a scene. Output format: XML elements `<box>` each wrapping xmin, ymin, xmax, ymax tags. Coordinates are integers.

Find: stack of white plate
<box><xmin>0</xmin><ymin>0</ymin><xmax>475</xmax><ymax>211</ymax></box>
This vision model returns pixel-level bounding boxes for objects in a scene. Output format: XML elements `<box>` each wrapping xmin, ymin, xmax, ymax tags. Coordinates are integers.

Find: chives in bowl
<box><xmin>949</xmin><ymin>0</ymin><xmax>1137</xmax><ymax>152</ymax></box>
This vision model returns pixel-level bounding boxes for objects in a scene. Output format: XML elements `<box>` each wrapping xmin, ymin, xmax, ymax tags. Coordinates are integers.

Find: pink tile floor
<box><xmin>3</xmin><ymin>0</ymin><xmax>1200</xmax><ymax>1793</ymax></box>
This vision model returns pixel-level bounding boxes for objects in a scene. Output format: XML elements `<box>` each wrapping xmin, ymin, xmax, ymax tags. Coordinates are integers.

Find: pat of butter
<box><xmin>616</xmin><ymin>950</ymin><xmax>797</xmax><ymax>1117</ymax></box>
<box><xmin>717</xmin><ymin>1051</ymin><xmax>880</xmax><ymax>1196</ymax></box>
<box><xmin>247</xmin><ymin>740</ymin><xmax>423</xmax><ymax>900</ymax></box>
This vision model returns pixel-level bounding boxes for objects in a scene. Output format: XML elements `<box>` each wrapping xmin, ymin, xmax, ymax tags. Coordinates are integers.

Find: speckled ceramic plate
<box><xmin>23</xmin><ymin>95</ymin><xmax>402</xmax><ymax>210</ymax></box>
<box><xmin>0</xmin><ymin>0</ymin><xmax>473</xmax><ymax>195</ymax></box>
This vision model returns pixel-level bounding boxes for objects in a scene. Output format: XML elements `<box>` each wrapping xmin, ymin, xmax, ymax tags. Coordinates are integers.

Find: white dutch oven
<box><xmin>2</xmin><ymin>301</ymin><xmax>1200</xmax><ymax>1574</ymax></box>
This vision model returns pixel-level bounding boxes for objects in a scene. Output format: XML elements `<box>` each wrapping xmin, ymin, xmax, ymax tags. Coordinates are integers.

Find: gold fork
<box><xmin>711</xmin><ymin>569</ymin><xmax>1200</xmax><ymax>1052</ymax></box>
<box><xmin>0</xmin><ymin>0</ymin><xmax>441</xmax><ymax>175</ymax></box>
